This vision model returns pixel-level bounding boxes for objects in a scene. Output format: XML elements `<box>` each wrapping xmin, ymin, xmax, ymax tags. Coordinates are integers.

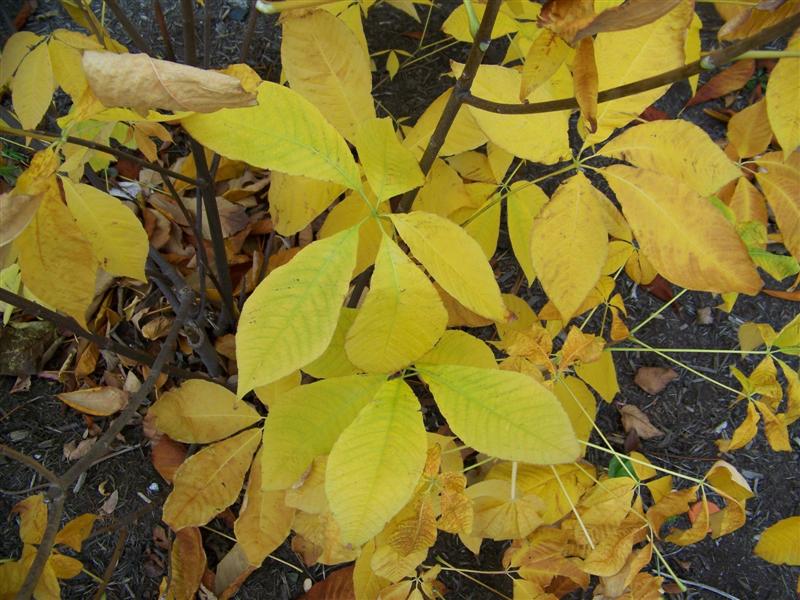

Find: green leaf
<box><xmin>260</xmin><ymin>375</ymin><xmax>385</xmax><ymax>490</ymax></box>
<box><xmin>236</xmin><ymin>225</ymin><xmax>359</xmax><ymax>395</ymax></box>
<box><xmin>416</xmin><ymin>364</ymin><xmax>579</xmax><ymax>464</ymax></box>
<box><xmin>326</xmin><ymin>379</ymin><xmax>427</xmax><ymax>545</ymax></box>
<box><xmin>182</xmin><ymin>82</ymin><xmax>361</xmax><ymax>190</ymax></box>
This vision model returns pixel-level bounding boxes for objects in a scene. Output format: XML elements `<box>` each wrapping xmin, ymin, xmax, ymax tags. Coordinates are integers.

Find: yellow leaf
<box><xmin>462</xmin><ymin>192</ymin><xmax>501</xmax><ymax>259</ymax></box>
<box><xmin>268</xmin><ymin>171</ymin><xmax>344</xmax><ymax>236</ymax></box>
<box><xmin>57</xmin><ymin>386</ymin><xmax>128</xmax><ymax>416</ymax></box>
<box><xmin>12</xmin><ymin>40</ymin><xmax>55</xmax><ymax>130</ymax></box>
<box><xmin>355</xmin><ymin>541</ymin><xmax>390</xmax><ymax>599</ymax></box>
<box><xmin>417</xmin><ymin>329</ymin><xmax>497</xmax><ymax>369</ymax></box>
<box><xmin>15</xmin><ymin>180</ymin><xmax>96</xmax><ymax>327</ymax></box>
<box><xmin>390</xmin><ymin>211</ymin><xmax>507</xmax><ymax>321</ymax></box>
<box><xmin>254</xmin><ymin>370</ymin><xmax>301</xmax><ymax>408</ymax></box>
<box><xmin>386</xmin><ymin>50</ymin><xmax>400</xmax><ymax>80</ymax></box>
<box><xmin>47</xmin><ymin>38</ymin><xmax>88</xmax><ymax>100</ymax></box>
<box><xmin>729</xmin><ymin>176</ymin><xmax>768</xmax><ymax>227</ymax></box>
<box><xmin>417</xmin><ymin>364</ymin><xmax>579</xmax><ymax>464</ymax></box>
<box><xmin>54</xmin><ymin>514</ymin><xmax>96</xmax><ymax>551</ymax></box>
<box><xmin>163</xmin><ymin>428</ymin><xmax>260</xmax><ymax>529</ymax></box>
<box><xmin>260</xmin><ymin>375</ymin><xmax>385</xmax><ymax>490</ymax></box>
<box><xmin>182</xmin><ymin>83</ymin><xmax>361</xmax><ymax>190</ymax></box>
<box><xmin>755</xmin><ymin>152</ymin><xmax>800</xmax><ymax>262</ymax></box>
<box><xmin>285</xmin><ymin>455</ymin><xmax>327</xmax><ymax>515</ymax></box>
<box><xmin>83</xmin><ymin>51</ymin><xmax>255</xmax><ymax>113</ymax></box>
<box><xmin>766</xmin><ymin>33</ymin><xmax>800</xmax><ymax>159</ymax></box>
<box><xmin>60</xmin><ymin>178</ymin><xmax>148</xmax><ymax>281</ymax></box>
<box><xmin>345</xmin><ymin>234</ymin><xmax>447</xmax><ymax>373</ymax></box>
<box><xmin>496</xmin><ymin>293</ymin><xmax>539</xmax><ymax>342</ymax></box>
<box><xmin>327</xmin><ymin>379</ymin><xmax>427</xmax><ymax>545</ymax></box>
<box><xmin>458</xmin><ymin>62</ymin><xmax>572</xmax><ymax>164</ymax></box>
<box><xmin>48</xmin><ymin>554</ymin><xmax>82</xmax><ymax>580</ymax></box>
<box><xmin>685</xmin><ymin>13</ymin><xmax>702</xmax><ymax>93</ymax></box>
<box><xmin>169</xmin><ymin>528</ymin><xmax>206</xmax><ymax>600</ymax></box>
<box><xmin>777</xmin><ymin>359</ymin><xmax>800</xmax><ymax>424</ymax></box>
<box><xmin>553</xmin><ymin>376</ymin><xmax>596</xmax><ymax>456</ymax></box>
<box><xmin>560</xmin><ymin>326</ymin><xmax>604</xmax><ymax>371</ymax></box>
<box><xmin>582</xmin><ymin>524</ymin><xmax>643</xmax><ymax>576</ymax></box>
<box><xmin>302</xmin><ymin>308</ymin><xmax>360</xmax><ymax>379</ymax></box>
<box><xmin>412</xmin><ymin>159</ymin><xmax>472</xmax><ymax>218</ymax></box>
<box><xmin>587</xmin><ymin>0</ymin><xmax>692</xmax><ymax>143</ymax></box>
<box><xmin>403</xmin><ymin>89</ymin><xmax>487</xmax><ymax>158</ymax></box>
<box><xmin>578</xmin><ymin>477</ymin><xmax>636</xmax><ymax>527</ymax></box>
<box><xmin>705</xmin><ymin>460</ymin><xmax>753</xmax><ymax>503</ymax></box>
<box><xmin>149</xmin><ymin>380</ymin><xmax>261</xmax><ymax>444</ymax></box>
<box><xmin>355</xmin><ymin>117</ymin><xmax>424</xmax><ymax>203</ymax></box>
<box><xmin>236</xmin><ymin>226</ymin><xmax>359</xmax><ymax>395</ymax></box>
<box><xmin>1</xmin><ymin>31</ymin><xmax>42</xmax><ymax>88</ymax></box>
<box><xmin>520</xmin><ymin>30</ymin><xmax>570</xmax><ymax>99</ymax></box>
<box><xmin>755</xmin><ymin>516</ymin><xmax>800</xmax><ymax>565</ymax></box>
<box><xmin>531</xmin><ymin>172</ymin><xmax>608</xmax><ymax>320</ymax></box>
<box><xmin>600</xmin><ymin>120</ymin><xmax>742</xmax><ymax>196</ymax></box>
<box><xmin>753</xmin><ymin>399</ymin><xmax>791</xmax><ymax>451</ymax></box>
<box><xmin>602</xmin><ymin>165</ymin><xmax>762</xmax><ymax>294</ymax></box>
<box><xmin>281</xmin><ymin>9</ymin><xmax>375</xmax><ymax>141</ymax></box>
<box><xmin>442</xmin><ymin>2</ymin><xmax>518</xmax><ymax>42</ymax></box>
<box><xmin>466</xmin><ymin>479</ymin><xmax>543</xmax><ymax>540</ymax></box>
<box><xmin>13</xmin><ymin>494</ymin><xmax>47</xmax><ymax>544</ymax></box>
<box><xmin>728</xmin><ymin>99</ymin><xmax>773</xmax><ymax>159</ymax></box>
<box><xmin>717</xmin><ymin>400</ymin><xmax>760</xmax><ymax>452</ymax></box>
<box><xmin>234</xmin><ymin>448</ymin><xmax>295</xmax><ymax>566</ymax></box>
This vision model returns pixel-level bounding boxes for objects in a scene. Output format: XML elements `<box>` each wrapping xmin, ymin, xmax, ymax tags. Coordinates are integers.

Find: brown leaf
<box><xmin>151</xmin><ymin>435</ymin><xmax>188</xmax><ymax>483</ymax></box>
<box><xmin>574</xmin><ymin>0</ymin><xmax>682</xmax><ymax>41</ymax></box>
<box><xmin>64</xmin><ymin>437</ymin><xmax>96</xmax><ymax>461</ymax></box>
<box><xmin>141</xmin><ymin>316</ymin><xmax>173</xmax><ymax>340</ymax></box>
<box><xmin>620</xmin><ymin>405</ymin><xmax>664</xmax><ymax>439</ymax></box>
<box><xmin>686</xmin><ymin>60</ymin><xmax>755</xmax><ymax>107</ymax></box>
<box><xmin>82</xmin><ymin>51</ymin><xmax>257</xmax><ymax>114</ymax></box>
<box><xmin>299</xmin><ymin>566</ymin><xmax>355</xmax><ymax>599</ymax></box>
<box><xmin>634</xmin><ymin>366</ymin><xmax>679</xmax><ymax>395</ymax></box>
<box><xmin>58</xmin><ymin>387</ymin><xmax>129</xmax><ymax>416</ymax></box>
<box><xmin>100</xmin><ymin>489</ymin><xmax>119</xmax><ymax>515</ymax></box>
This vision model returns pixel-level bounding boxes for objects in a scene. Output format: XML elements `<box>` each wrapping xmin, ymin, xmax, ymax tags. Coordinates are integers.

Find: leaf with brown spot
<box><xmin>634</xmin><ymin>367</ymin><xmax>678</xmax><ymax>395</ymax></box>
<box><xmin>619</xmin><ymin>405</ymin><xmax>664</xmax><ymax>439</ymax></box>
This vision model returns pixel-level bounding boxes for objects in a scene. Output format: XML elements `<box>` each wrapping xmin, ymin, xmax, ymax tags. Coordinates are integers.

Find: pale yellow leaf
<box><xmin>302</xmin><ymin>307</ymin><xmax>360</xmax><ymax>379</ymax></box>
<box><xmin>355</xmin><ymin>117</ymin><xmax>424</xmax><ymax>203</ymax></box>
<box><xmin>442</xmin><ymin>3</ymin><xmax>518</xmax><ymax>42</ymax></box>
<box><xmin>268</xmin><ymin>171</ymin><xmax>344</xmax><ymax>236</ymax></box>
<box><xmin>753</xmin><ymin>399</ymin><xmax>791</xmax><ymax>451</ymax></box>
<box><xmin>236</xmin><ymin>225</ymin><xmax>359</xmax><ymax>395</ymax></box>
<box><xmin>766</xmin><ymin>34</ymin><xmax>800</xmax><ymax>158</ymax></box>
<box><xmin>60</xmin><ymin>178</ymin><xmax>148</xmax><ymax>281</ymax></box>
<box><xmin>281</xmin><ymin>9</ymin><xmax>375</xmax><ymax>141</ymax></box>
<box><xmin>182</xmin><ymin>83</ymin><xmax>361</xmax><ymax>190</ymax></box>
<box><xmin>506</xmin><ymin>181</ymin><xmax>548</xmax><ymax>283</ymax></box>
<box><xmin>149</xmin><ymin>380</ymin><xmax>261</xmax><ymax>444</ymax></box>
<box><xmin>417</xmin><ymin>329</ymin><xmax>497</xmax><ymax>369</ymax></box>
<box><xmin>12</xmin><ymin>41</ymin><xmax>54</xmax><ymax>130</ymax></box>
<box><xmin>163</xmin><ymin>428</ymin><xmax>260</xmax><ymax>530</ymax></box>
<box><xmin>599</xmin><ymin>120</ymin><xmax>742</xmax><ymax>196</ymax></box>
<box><xmin>467</xmin><ymin>479</ymin><xmax>543</xmax><ymax>540</ymax></box>
<box><xmin>48</xmin><ymin>38</ymin><xmax>88</xmax><ymax>100</ymax></box>
<box><xmin>234</xmin><ymin>448</ymin><xmax>295</xmax><ymax>566</ymax></box>
<box><xmin>755</xmin><ymin>516</ymin><xmax>800</xmax><ymax>565</ymax></box>
<box><xmin>345</xmin><ymin>234</ymin><xmax>447</xmax><ymax>373</ymax></box>
<box><xmin>553</xmin><ymin>376</ymin><xmax>596</xmax><ymax>455</ymax></box>
<box><xmin>326</xmin><ymin>379</ymin><xmax>427</xmax><ymax>545</ymax></box>
<box><xmin>1</xmin><ymin>31</ymin><xmax>42</xmax><ymax>88</ymax></box>
<box><xmin>260</xmin><ymin>375</ymin><xmax>385</xmax><ymax>490</ymax></box>
<box><xmin>15</xmin><ymin>181</ymin><xmax>96</xmax><ymax>327</ymax></box>
<box><xmin>531</xmin><ymin>172</ymin><xmax>608</xmax><ymax>320</ymax></box>
<box><xmin>83</xmin><ymin>51</ymin><xmax>255</xmax><ymax>113</ymax></box>
<box><xmin>254</xmin><ymin>370</ymin><xmax>301</xmax><ymax>408</ymax></box>
<box><xmin>602</xmin><ymin>165</ymin><xmax>762</xmax><ymax>294</ymax></box>
<box><xmin>58</xmin><ymin>387</ymin><xmax>128</xmax><ymax>416</ymax></box>
<box><xmin>390</xmin><ymin>211</ymin><xmax>507</xmax><ymax>321</ymax></box>
<box><xmin>417</xmin><ymin>364</ymin><xmax>579</xmax><ymax>464</ymax></box>
<box><xmin>587</xmin><ymin>0</ymin><xmax>692</xmax><ymax>143</ymax></box>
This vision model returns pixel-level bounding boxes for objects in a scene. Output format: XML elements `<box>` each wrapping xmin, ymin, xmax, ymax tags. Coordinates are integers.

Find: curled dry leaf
<box><xmin>63</xmin><ymin>437</ymin><xmax>96</xmax><ymax>461</ymax></box>
<box><xmin>82</xmin><ymin>51</ymin><xmax>257</xmax><ymax>114</ymax></box>
<box><xmin>620</xmin><ymin>405</ymin><xmax>664</xmax><ymax>439</ymax></box>
<box><xmin>634</xmin><ymin>366</ymin><xmax>679</xmax><ymax>395</ymax></box>
<box><xmin>0</xmin><ymin>192</ymin><xmax>40</xmax><ymax>247</ymax></box>
<box><xmin>58</xmin><ymin>386</ymin><xmax>129</xmax><ymax>416</ymax></box>
<box><xmin>574</xmin><ymin>0</ymin><xmax>682</xmax><ymax>41</ymax></box>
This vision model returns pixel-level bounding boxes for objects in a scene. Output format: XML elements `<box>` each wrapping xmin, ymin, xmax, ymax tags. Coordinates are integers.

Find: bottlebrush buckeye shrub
<box><xmin>1</xmin><ymin>0</ymin><xmax>799</xmax><ymax>598</ymax></box>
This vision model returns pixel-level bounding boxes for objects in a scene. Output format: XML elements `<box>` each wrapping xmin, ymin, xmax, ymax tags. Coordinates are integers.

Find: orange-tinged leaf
<box><xmin>48</xmin><ymin>554</ymin><xmax>82</xmax><ymax>580</ymax></box>
<box><xmin>571</xmin><ymin>37</ymin><xmax>598</xmax><ymax>132</ymax></box>
<box><xmin>729</xmin><ymin>177</ymin><xmax>768</xmax><ymax>227</ymax></box>
<box><xmin>686</xmin><ymin>59</ymin><xmax>754</xmax><ymax>107</ymax></box>
<box><xmin>151</xmin><ymin>436</ymin><xmax>188</xmax><ymax>484</ymax></box>
<box><xmin>169</xmin><ymin>528</ymin><xmax>206</xmax><ymax>600</ymax></box>
<box><xmin>163</xmin><ymin>428</ymin><xmax>260</xmax><ymax>529</ymax></box>
<box><xmin>13</xmin><ymin>494</ymin><xmax>47</xmax><ymax>544</ymax></box>
<box><xmin>149</xmin><ymin>380</ymin><xmax>261</xmax><ymax>444</ymax></box>
<box><xmin>755</xmin><ymin>152</ymin><xmax>800</xmax><ymax>262</ymax></box>
<box><xmin>647</xmin><ymin>485</ymin><xmax>697</xmax><ymax>536</ymax></box>
<box><xmin>54</xmin><ymin>514</ymin><xmax>96</xmax><ymax>551</ymax></box>
<box><xmin>728</xmin><ymin>99</ymin><xmax>773</xmax><ymax>158</ymax></box>
<box><xmin>300</xmin><ymin>565</ymin><xmax>356</xmax><ymax>599</ymax></box>
<box><xmin>620</xmin><ymin>404</ymin><xmax>663</xmax><ymax>439</ymax></box>
<box><xmin>755</xmin><ymin>516</ymin><xmax>800</xmax><ymax>565</ymax></box>
<box><xmin>57</xmin><ymin>386</ymin><xmax>128</xmax><ymax>416</ymax></box>
<box><xmin>530</xmin><ymin>172</ymin><xmax>608</xmax><ymax>320</ymax></box>
<box><xmin>634</xmin><ymin>366</ymin><xmax>678</xmax><ymax>395</ymax></box>
<box><xmin>575</xmin><ymin>0</ymin><xmax>682</xmax><ymax>40</ymax></box>
<box><xmin>560</xmin><ymin>327</ymin><xmax>604</xmax><ymax>370</ymax></box>
<box><xmin>234</xmin><ymin>448</ymin><xmax>295</xmax><ymax>566</ymax></box>
<box><xmin>582</xmin><ymin>524</ymin><xmax>644</xmax><ymax>576</ymax></box>
<box><xmin>603</xmin><ymin>165</ymin><xmax>762</xmax><ymax>294</ymax></box>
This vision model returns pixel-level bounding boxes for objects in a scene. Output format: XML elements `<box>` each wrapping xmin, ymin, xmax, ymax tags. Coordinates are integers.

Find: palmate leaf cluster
<box><xmin>1</xmin><ymin>0</ymin><xmax>799</xmax><ymax>598</ymax></box>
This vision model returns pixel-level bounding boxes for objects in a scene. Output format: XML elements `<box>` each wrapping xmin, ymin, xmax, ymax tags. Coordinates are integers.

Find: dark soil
<box><xmin>1</xmin><ymin>1</ymin><xmax>798</xmax><ymax>599</ymax></box>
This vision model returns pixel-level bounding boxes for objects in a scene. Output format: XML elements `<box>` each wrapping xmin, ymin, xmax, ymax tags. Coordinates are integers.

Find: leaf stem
<box><xmin>628</xmin><ymin>288</ymin><xmax>688</xmax><ymax>335</ymax></box>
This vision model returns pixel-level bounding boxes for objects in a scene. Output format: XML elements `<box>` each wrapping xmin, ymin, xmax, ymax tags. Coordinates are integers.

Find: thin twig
<box><xmin>92</xmin><ymin>527</ymin><xmax>128</xmax><ymax>600</ymax></box>
<box><xmin>105</xmin><ymin>0</ymin><xmax>152</xmax><ymax>54</ymax></box>
<box><xmin>462</xmin><ymin>11</ymin><xmax>800</xmax><ymax>115</ymax></box>
<box><xmin>180</xmin><ymin>0</ymin><xmax>197</xmax><ymax>66</ymax></box>
<box><xmin>153</xmin><ymin>0</ymin><xmax>177</xmax><ymax>61</ymax></box>
<box><xmin>396</xmin><ymin>0</ymin><xmax>503</xmax><ymax>212</ymax></box>
<box><xmin>240</xmin><ymin>0</ymin><xmax>259</xmax><ymax>63</ymax></box>
<box><xmin>0</xmin><ymin>444</ymin><xmax>59</xmax><ymax>485</ymax></box>
<box><xmin>203</xmin><ymin>0</ymin><xmax>212</xmax><ymax>69</ymax></box>
<box><xmin>0</xmin><ymin>125</ymin><xmax>202</xmax><ymax>186</ymax></box>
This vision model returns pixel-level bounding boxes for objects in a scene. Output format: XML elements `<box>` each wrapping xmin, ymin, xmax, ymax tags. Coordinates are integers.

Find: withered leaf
<box><xmin>620</xmin><ymin>405</ymin><xmax>664</xmax><ymax>439</ymax></box>
<box><xmin>634</xmin><ymin>366</ymin><xmax>678</xmax><ymax>395</ymax></box>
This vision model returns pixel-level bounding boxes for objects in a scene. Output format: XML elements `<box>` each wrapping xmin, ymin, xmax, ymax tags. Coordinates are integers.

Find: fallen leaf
<box><xmin>634</xmin><ymin>367</ymin><xmax>679</xmax><ymax>395</ymax></box>
<box><xmin>141</xmin><ymin>316</ymin><xmax>173</xmax><ymax>340</ymax></box>
<box><xmin>100</xmin><ymin>489</ymin><xmax>119</xmax><ymax>516</ymax></box>
<box><xmin>82</xmin><ymin>51</ymin><xmax>257</xmax><ymax>114</ymax></box>
<box><xmin>58</xmin><ymin>387</ymin><xmax>129</xmax><ymax>416</ymax></box>
<box><xmin>151</xmin><ymin>436</ymin><xmax>188</xmax><ymax>483</ymax></box>
<box><xmin>686</xmin><ymin>60</ymin><xmax>755</xmax><ymax>107</ymax></box>
<box><xmin>64</xmin><ymin>437</ymin><xmax>96</xmax><ymax>461</ymax></box>
<box><xmin>620</xmin><ymin>405</ymin><xmax>664</xmax><ymax>439</ymax></box>
<box><xmin>299</xmin><ymin>565</ymin><xmax>355</xmax><ymax>599</ymax></box>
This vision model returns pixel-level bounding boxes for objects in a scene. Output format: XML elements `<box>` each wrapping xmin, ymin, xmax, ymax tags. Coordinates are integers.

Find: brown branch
<box><xmin>0</xmin><ymin>444</ymin><xmax>59</xmax><ymax>485</ymax></box>
<box><xmin>0</xmin><ymin>125</ymin><xmax>202</xmax><ymax>187</ymax></box>
<box><xmin>462</xmin><ymin>11</ymin><xmax>800</xmax><ymax>115</ymax></box>
<box><xmin>396</xmin><ymin>0</ymin><xmax>503</xmax><ymax>212</ymax></box>
<box><xmin>240</xmin><ymin>0</ymin><xmax>259</xmax><ymax>63</ymax></box>
<box><xmin>153</xmin><ymin>0</ymin><xmax>177</xmax><ymax>61</ymax></box>
<box><xmin>92</xmin><ymin>527</ymin><xmax>128</xmax><ymax>600</ymax></box>
<box><xmin>181</xmin><ymin>0</ymin><xmax>197</xmax><ymax>66</ymax></box>
<box><xmin>105</xmin><ymin>0</ymin><xmax>152</xmax><ymax>54</ymax></box>
<box><xmin>15</xmin><ymin>291</ymin><xmax>194</xmax><ymax>600</ymax></box>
